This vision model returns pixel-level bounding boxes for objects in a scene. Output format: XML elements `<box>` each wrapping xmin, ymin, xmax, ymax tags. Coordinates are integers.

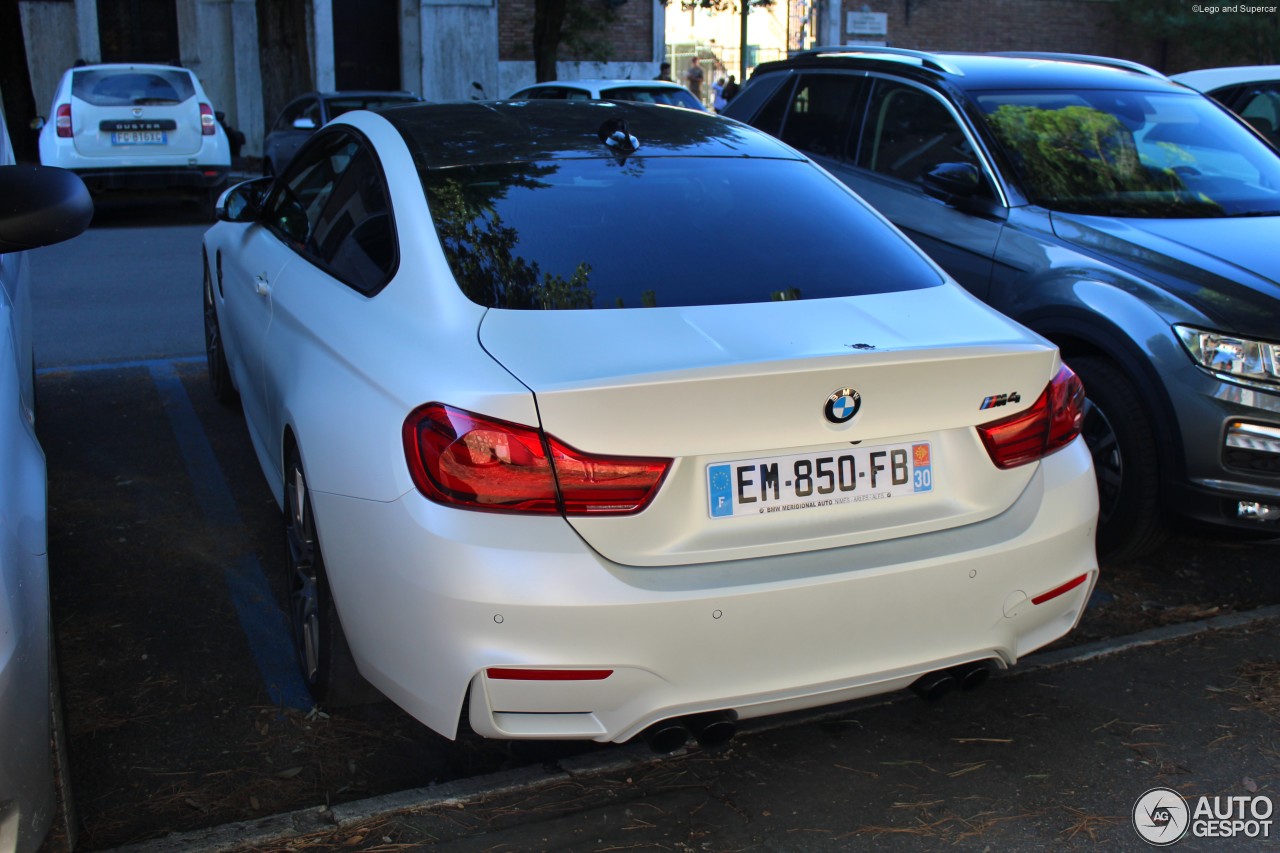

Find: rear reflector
<box><xmin>486</xmin><ymin>668</ymin><xmax>613</xmax><ymax>681</ymax></box>
<box><xmin>56</xmin><ymin>103</ymin><xmax>72</xmax><ymax>138</ymax></box>
<box><xmin>1031</xmin><ymin>573</ymin><xmax>1090</xmax><ymax>605</ymax></box>
<box><xmin>977</xmin><ymin>364</ymin><xmax>1085</xmax><ymax>469</ymax></box>
<box><xmin>403</xmin><ymin>403</ymin><xmax>670</xmax><ymax>515</ymax></box>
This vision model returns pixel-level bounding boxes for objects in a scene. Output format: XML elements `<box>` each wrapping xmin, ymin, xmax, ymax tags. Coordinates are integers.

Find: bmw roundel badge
<box><xmin>824</xmin><ymin>388</ymin><xmax>861</xmax><ymax>424</ymax></box>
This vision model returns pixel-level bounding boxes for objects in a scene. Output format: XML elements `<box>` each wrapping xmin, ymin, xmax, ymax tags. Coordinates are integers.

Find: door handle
<box><xmin>254</xmin><ymin>273</ymin><xmax>271</xmax><ymax>296</ymax></box>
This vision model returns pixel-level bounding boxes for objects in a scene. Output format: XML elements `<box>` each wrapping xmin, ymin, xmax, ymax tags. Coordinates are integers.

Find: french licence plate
<box><xmin>707</xmin><ymin>441</ymin><xmax>933</xmax><ymax>519</ymax></box>
<box><xmin>112</xmin><ymin>131</ymin><xmax>166</xmax><ymax>145</ymax></box>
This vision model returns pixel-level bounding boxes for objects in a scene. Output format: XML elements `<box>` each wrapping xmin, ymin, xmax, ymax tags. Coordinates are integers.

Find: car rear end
<box><xmin>39</xmin><ymin>64</ymin><xmax>229</xmax><ymax>200</ymax></box>
<box><xmin>314</xmin><ymin>103</ymin><xmax>1099</xmax><ymax>744</ymax></box>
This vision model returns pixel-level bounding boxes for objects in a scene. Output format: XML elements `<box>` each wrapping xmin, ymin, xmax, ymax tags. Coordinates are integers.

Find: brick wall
<box><xmin>846</xmin><ymin>0</ymin><xmax>1263</xmax><ymax>74</ymax></box>
<box><xmin>500</xmin><ymin>0</ymin><xmax>654</xmax><ymax>63</ymax></box>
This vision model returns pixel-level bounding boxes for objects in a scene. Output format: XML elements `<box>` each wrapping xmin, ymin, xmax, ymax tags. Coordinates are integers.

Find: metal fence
<box><xmin>666</xmin><ymin>42</ymin><xmax>787</xmax><ymax>109</ymax></box>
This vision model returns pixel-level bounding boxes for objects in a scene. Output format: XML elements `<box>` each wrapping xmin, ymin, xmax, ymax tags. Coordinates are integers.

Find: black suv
<box><xmin>723</xmin><ymin>48</ymin><xmax>1280</xmax><ymax>561</ymax></box>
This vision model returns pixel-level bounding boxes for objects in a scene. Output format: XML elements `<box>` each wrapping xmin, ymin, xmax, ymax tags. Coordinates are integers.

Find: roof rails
<box><xmin>794</xmin><ymin>45</ymin><xmax>963</xmax><ymax>76</ymax></box>
<box><xmin>990</xmin><ymin>52</ymin><xmax>1167</xmax><ymax>80</ymax></box>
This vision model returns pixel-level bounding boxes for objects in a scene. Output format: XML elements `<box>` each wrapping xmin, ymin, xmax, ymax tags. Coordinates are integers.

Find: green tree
<box><xmin>985</xmin><ymin>104</ymin><xmax>1219</xmax><ymax>217</ymax></box>
<box><xmin>257</xmin><ymin>0</ymin><xmax>313</xmax><ymax>135</ymax></box>
<box><xmin>533</xmin><ymin>0</ymin><xmax>623</xmax><ymax>82</ymax></box>
<box><xmin>1116</xmin><ymin>0</ymin><xmax>1277</xmax><ymax>68</ymax></box>
<box><xmin>427</xmin><ymin>173</ymin><xmax>596</xmax><ymax>309</ymax></box>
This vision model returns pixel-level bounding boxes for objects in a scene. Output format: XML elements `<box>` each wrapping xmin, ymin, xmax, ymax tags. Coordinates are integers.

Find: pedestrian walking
<box><xmin>723</xmin><ymin>74</ymin><xmax>740</xmax><ymax>103</ymax></box>
<box><xmin>712</xmin><ymin>77</ymin><xmax>727</xmax><ymax>113</ymax></box>
<box><xmin>655</xmin><ymin>61</ymin><xmax>672</xmax><ymax>82</ymax></box>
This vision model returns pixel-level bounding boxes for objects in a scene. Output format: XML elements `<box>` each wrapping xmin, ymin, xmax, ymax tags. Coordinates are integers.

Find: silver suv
<box><xmin>724</xmin><ymin>48</ymin><xmax>1280</xmax><ymax>561</ymax></box>
<box><xmin>38</xmin><ymin>63</ymin><xmax>231</xmax><ymax>213</ymax></box>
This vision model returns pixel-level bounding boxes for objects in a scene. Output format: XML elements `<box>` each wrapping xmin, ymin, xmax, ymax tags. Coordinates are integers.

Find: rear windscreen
<box><xmin>424</xmin><ymin>157</ymin><xmax>942</xmax><ymax>309</ymax></box>
<box><xmin>600</xmin><ymin>86</ymin><xmax>703</xmax><ymax>110</ymax></box>
<box><xmin>328</xmin><ymin>97</ymin><xmax>418</xmax><ymax>119</ymax></box>
<box><xmin>72</xmin><ymin>69</ymin><xmax>195</xmax><ymax>106</ymax></box>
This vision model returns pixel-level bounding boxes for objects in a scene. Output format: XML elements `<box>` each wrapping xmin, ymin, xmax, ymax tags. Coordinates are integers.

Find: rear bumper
<box><xmin>74</xmin><ymin>165</ymin><xmax>228</xmax><ymax>193</ymax></box>
<box><xmin>312</xmin><ymin>437</ymin><xmax>1098</xmax><ymax>744</ymax></box>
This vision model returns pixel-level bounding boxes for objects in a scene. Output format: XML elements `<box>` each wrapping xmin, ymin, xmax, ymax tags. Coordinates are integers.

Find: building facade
<box><xmin>17</xmin><ymin>0</ymin><xmax>667</xmax><ymax>159</ymax></box>
<box><xmin>14</xmin><ymin>0</ymin><xmax>1273</xmax><ymax>161</ymax></box>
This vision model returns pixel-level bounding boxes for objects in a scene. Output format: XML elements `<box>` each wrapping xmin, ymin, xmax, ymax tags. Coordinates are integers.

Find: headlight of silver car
<box><xmin>1175</xmin><ymin>325</ymin><xmax>1280</xmax><ymax>389</ymax></box>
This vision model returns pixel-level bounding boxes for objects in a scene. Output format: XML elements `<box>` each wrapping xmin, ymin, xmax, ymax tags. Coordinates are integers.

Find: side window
<box><xmin>858</xmin><ymin>81</ymin><xmax>981</xmax><ymax>186</ymax></box>
<box><xmin>751</xmin><ymin>76</ymin><xmax>798</xmax><ymax>138</ymax></box>
<box><xmin>311</xmin><ymin>145</ymin><xmax>397</xmax><ymax>294</ymax></box>
<box><xmin>300</xmin><ymin>98</ymin><xmax>323</xmax><ymax>128</ymax></box>
<box><xmin>276</xmin><ymin>99</ymin><xmax>309</xmax><ymax>131</ymax></box>
<box><xmin>1237</xmin><ymin>85</ymin><xmax>1280</xmax><ymax>147</ymax></box>
<box><xmin>779</xmin><ymin>74</ymin><xmax>861</xmax><ymax>158</ymax></box>
<box><xmin>263</xmin><ymin>132</ymin><xmax>358</xmax><ymax>248</ymax></box>
<box><xmin>724</xmin><ymin>72</ymin><xmax>791</xmax><ymax>128</ymax></box>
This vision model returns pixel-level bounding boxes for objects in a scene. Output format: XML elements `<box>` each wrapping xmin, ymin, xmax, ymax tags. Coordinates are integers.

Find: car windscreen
<box><xmin>974</xmin><ymin>89</ymin><xmax>1280</xmax><ymax>218</ymax></box>
<box><xmin>600</xmin><ymin>86</ymin><xmax>703</xmax><ymax>110</ymax></box>
<box><xmin>423</xmin><ymin>157</ymin><xmax>943</xmax><ymax>309</ymax></box>
<box><xmin>72</xmin><ymin>69</ymin><xmax>196</xmax><ymax>106</ymax></box>
<box><xmin>328</xmin><ymin>96</ymin><xmax>418</xmax><ymax>118</ymax></box>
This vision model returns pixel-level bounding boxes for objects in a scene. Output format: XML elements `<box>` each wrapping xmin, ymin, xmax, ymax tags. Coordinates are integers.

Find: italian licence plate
<box><xmin>112</xmin><ymin>131</ymin><xmax>166</xmax><ymax>145</ymax></box>
<box><xmin>707</xmin><ymin>441</ymin><xmax>933</xmax><ymax>519</ymax></box>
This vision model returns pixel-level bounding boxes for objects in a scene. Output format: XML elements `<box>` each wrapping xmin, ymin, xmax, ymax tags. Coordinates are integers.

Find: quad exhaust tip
<box><xmin>643</xmin><ymin>709</ymin><xmax>738</xmax><ymax>754</ymax></box>
<box><xmin>644</xmin><ymin>663</ymin><xmax>993</xmax><ymax>754</ymax></box>
<box><xmin>911</xmin><ymin>660</ymin><xmax>994</xmax><ymax>702</ymax></box>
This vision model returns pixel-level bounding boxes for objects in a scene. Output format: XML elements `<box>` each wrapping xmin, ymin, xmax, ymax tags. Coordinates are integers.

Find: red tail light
<box><xmin>977</xmin><ymin>365</ymin><xmax>1084</xmax><ymax>469</ymax></box>
<box><xmin>403</xmin><ymin>403</ymin><xmax>670</xmax><ymax>515</ymax></box>
<box><xmin>55</xmin><ymin>103</ymin><xmax>72</xmax><ymax>138</ymax></box>
<box><xmin>200</xmin><ymin>103</ymin><xmax>216</xmax><ymax>136</ymax></box>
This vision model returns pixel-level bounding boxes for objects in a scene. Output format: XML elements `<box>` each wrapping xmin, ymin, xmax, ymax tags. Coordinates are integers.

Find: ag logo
<box><xmin>1133</xmin><ymin>787</ymin><xmax>1189</xmax><ymax>846</ymax></box>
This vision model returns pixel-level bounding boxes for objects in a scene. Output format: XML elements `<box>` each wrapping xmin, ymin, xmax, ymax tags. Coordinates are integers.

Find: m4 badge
<box><xmin>979</xmin><ymin>392</ymin><xmax>1022</xmax><ymax>410</ymax></box>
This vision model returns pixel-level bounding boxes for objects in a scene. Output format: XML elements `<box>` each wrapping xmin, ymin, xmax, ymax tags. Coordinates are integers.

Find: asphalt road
<box><xmin>28</xmin><ymin>200</ymin><xmax>209</xmax><ymax>369</ymax></box>
<box><xmin>27</xmin><ymin>203</ymin><xmax>1280</xmax><ymax>851</ymax></box>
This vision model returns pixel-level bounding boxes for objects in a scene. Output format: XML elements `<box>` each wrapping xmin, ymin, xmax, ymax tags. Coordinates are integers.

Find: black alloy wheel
<box><xmin>1073</xmin><ymin>356</ymin><xmax>1167</xmax><ymax>563</ymax></box>
<box><xmin>283</xmin><ymin>449</ymin><xmax>380</xmax><ymax>707</ymax></box>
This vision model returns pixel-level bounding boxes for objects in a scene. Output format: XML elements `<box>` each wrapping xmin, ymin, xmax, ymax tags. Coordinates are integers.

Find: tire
<box><xmin>1072</xmin><ymin>355</ymin><xmax>1168</xmax><ymax>563</ymax></box>
<box><xmin>284</xmin><ymin>449</ymin><xmax>382</xmax><ymax>707</ymax></box>
<box><xmin>203</xmin><ymin>263</ymin><xmax>238</xmax><ymax>405</ymax></box>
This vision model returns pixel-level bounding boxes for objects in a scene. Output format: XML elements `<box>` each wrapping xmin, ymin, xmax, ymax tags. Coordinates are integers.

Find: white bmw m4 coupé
<box><xmin>201</xmin><ymin>100</ymin><xmax>1098</xmax><ymax>750</ymax></box>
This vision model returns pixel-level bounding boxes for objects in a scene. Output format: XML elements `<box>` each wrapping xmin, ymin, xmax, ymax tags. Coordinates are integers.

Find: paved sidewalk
<box><xmin>113</xmin><ymin>609</ymin><xmax>1280</xmax><ymax>852</ymax></box>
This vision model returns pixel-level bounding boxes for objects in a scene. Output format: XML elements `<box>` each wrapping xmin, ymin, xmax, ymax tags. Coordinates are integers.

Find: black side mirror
<box><xmin>922</xmin><ymin>162</ymin><xmax>983</xmax><ymax>201</ymax></box>
<box><xmin>0</xmin><ymin>165</ymin><xmax>93</xmax><ymax>253</ymax></box>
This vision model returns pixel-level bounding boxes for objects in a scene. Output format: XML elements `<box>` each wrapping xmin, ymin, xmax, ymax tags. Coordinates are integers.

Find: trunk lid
<box><xmin>70</xmin><ymin>67</ymin><xmax>205</xmax><ymax>159</ymax></box>
<box><xmin>479</xmin><ymin>286</ymin><xmax>1060</xmax><ymax>566</ymax></box>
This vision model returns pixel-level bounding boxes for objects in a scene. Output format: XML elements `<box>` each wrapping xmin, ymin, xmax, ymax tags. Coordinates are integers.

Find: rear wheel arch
<box><xmin>1021</xmin><ymin>306</ymin><xmax>1181</xmax><ymax>470</ymax></box>
<box><xmin>1024</xmin><ymin>315</ymin><xmax>1175</xmax><ymax>562</ymax></box>
<box><xmin>282</xmin><ymin>437</ymin><xmax>382</xmax><ymax>707</ymax></box>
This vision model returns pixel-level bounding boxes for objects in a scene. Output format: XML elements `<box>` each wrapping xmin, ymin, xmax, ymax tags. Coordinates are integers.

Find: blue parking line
<box><xmin>37</xmin><ymin>355</ymin><xmax>204</xmax><ymax>375</ymax></box>
<box><xmin>147</xmin><ymin>360</ymin><xmax>312</xmax><ymax>710</ymax></box>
